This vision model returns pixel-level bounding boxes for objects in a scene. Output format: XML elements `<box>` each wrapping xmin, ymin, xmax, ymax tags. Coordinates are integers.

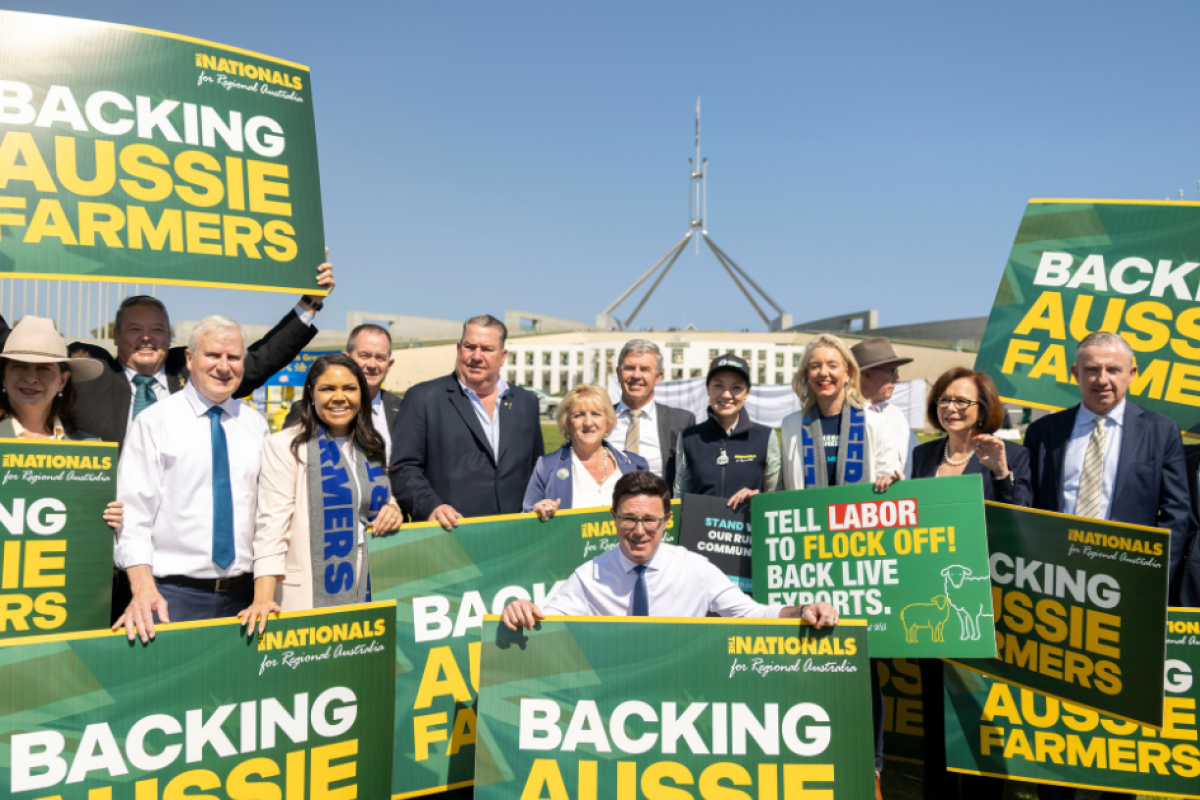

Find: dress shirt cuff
<box><xmin>294</xmin><ymin>304</ymin><xmax>316</xmax><ymax>327</ymax></box>
<box><xmin>254</xmin><ymin>553</ymin><xmax>288</xmax><ymax>578</ymax></box>
<box><xmin>114</xmin><ymin>538</ymin><xmax>155</xmax><ymax>571</ymax></box>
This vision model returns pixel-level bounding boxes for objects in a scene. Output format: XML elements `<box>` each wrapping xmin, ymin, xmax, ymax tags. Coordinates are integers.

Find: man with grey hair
<box><xmin>1025</xmin><ymin>331</ymin><xmax>1193</xmax><ymax>603</ymax></box>
<box><xmin>609</xmin><ymin>339</ymin><xmax>696</xmax><ymax>489</ymax></box>
<box><xmin>391</xmin><ymin>315</ymin><xmax>543</xmax><ymax>528</ymax></box>
<box><xmin>113</xmin><ymin>315</ymin><xmax>270</xmax><ymax>637</ymax></box>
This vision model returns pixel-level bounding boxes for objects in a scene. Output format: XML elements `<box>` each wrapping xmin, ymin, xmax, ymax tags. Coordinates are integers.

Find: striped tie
<box><xmin>624</xmin><ymin>411</ymin><xmax>641</xmax><ymax>454</ymax></box>
<box><xmin>1075</xmin><ymin>416</ymin><xmax>1108</xmax><ymax>519</ymax></box>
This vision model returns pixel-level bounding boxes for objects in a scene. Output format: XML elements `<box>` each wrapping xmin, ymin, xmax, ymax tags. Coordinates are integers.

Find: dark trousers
<box><xmin>921</xmin><ymin>658</ymin><xmax>1005</xmax><ymax>800</ymax></box>
<box><xmin>153</xmin><ymin>577</ymin><xmax>253</xmax><ymax>623</ymax></box>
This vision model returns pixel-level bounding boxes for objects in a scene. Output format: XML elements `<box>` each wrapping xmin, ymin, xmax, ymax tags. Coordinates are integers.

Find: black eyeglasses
<box><xmin>615</xmin><ymin>515</ymin><xmax>668</xmax><ymax>532</ymax></box>
<box><xmin>936</xmin><ymin>396</ymin><xmax>979</xmax><ymax>411</ymax></box>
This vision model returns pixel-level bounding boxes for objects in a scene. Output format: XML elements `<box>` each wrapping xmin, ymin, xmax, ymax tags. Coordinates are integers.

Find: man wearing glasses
<box><xmin>852</xmin><ymin>338</ymin><xmax>917</xmax><ymax>478</ymax></box>
<box><xmin>501</xmin><ymin>471</ymin><xmax>839</xmax><ymax>627</ymax></box>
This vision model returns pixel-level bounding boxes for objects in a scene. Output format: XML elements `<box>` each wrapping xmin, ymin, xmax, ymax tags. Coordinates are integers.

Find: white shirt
<box><xmin>115</xmin><ymin>382</ymin><xmax>270</xmax><ymax>578</ymax></box>
<box><xmin>123</xmin><ymin>365</ymin><xmax>170</xmax><ymax>429</ymax></box>
<box><xmin>458</xmin><ymin>376</ymin><xmax>508</xmax><ymax>459</ymax></box>
<box><xmin>335</xmin><ymin>436</ymin><xmax>366</xmax><ymax>544</ymax></box>
<box><xmin>570</xmin><ymin>450</ymin><xmax>623</xmax><ymax>510</ymax></box>
<box><xmin>871</xmin><ymin>402</ymin><xmax>918</xmax><ymax>479</ymax></box>
<box><xmin>1062</xmin><ymin>400</ymin><xmax>1125</xmax><ymax>519</ymax></box>
<box><xmin>10</xmin><ymin>416</ymin><xmax>67</xmax><ymax>439</ymax></box>
<box><xmin>611</xmin><ymin>401</ymin><xmax>662</xmax><ymax>478</ymax></box>
<box><xmin>370</xmin><ymin>391</ymin><xmax>391</xmax><ymax>463</ymax></box>
<box><xmin>543</xmin><ymin>542</ymin><xmax>783</xmax><ymax>618</ymax></box>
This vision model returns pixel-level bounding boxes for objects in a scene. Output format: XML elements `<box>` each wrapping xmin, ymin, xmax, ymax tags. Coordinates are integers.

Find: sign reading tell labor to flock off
<box><xmin>0</xmin><ymin>439</ymin><xmax>116</xmax><ymax>640</ymax></box>
<box><xmin>752</xmin><ymin>476</ymin><xmax>995</xmax><ymax>659</ymax></box>
<box><xmin>0</xmin><ymin>602</ymin><xmax>397</xmax><ymax>800</ymax></box>
<box><xmin>948</xmin><ymin>503</ymin><xmax>1170</xmax><ymax>729</ymax></box>
<box><xmin>368</xmin><ymin>502</ymin><xmax>680</xmax><ymax>799</ymax></box>
<box><xmin>977</xmin><ymin>200</ymin><xmax>1200</xmax><ymax>435</ymax></box>
<box><xmin>944</xmin><ymin>609</ymin><xmax>1200</xmax><ymax>796</ymax></box>
<box><xmin>473</xmin><ymin>616</ymin><xmax>876</xmax><ymax>800</ymax></box>
<box><xmin>0</xmin><ymin>11</ymin><xmax>326</xmax><ymax>294</ymax></box>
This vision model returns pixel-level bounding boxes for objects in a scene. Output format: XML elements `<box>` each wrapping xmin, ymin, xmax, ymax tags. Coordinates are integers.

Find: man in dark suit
<box><xmin>0</xmin><ymin>255</ymin><xmax>334</xmax><ymax>446</ymax></box>
<box><xmin>608</xmin><ymin>339</ymin><xmax>696</xmax><ymax>491</ymax></box>
<box><xmin>284</xmin><ymin>322</ymin><xmax>402</xmax><ymax>460</ymax></box>
<box><xmin>1023</xmin><ymin>331</ymin><xmax>1193</xmax><ymax>800</ymax></box>
<box><xmin>390</xmin><ymin>315</ymin><xmax>543</xmax><ymax>528</ymax></box>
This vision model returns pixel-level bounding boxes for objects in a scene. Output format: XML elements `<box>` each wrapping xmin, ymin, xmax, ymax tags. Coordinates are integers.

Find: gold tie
<box><xmin>624</xmin><ymin>411</ymin><xmax>641</xmax><ymax>454</ymax></box>
<box><xmin>1075</xmin><ymin>416</ymin><xmax>1108</xmax><ymax>518</ymax></box>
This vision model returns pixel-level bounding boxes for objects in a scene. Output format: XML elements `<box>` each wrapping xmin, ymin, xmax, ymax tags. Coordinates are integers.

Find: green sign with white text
<box><xmin>369</xmin><ymin>502</ymin><xmax>680</xmax><ymax>799</ymax></box>
<box><xmin>0</xmin><ymin>438</ymin><xmax>116</xmax><ymax>640</ymax></box>
<box><xmin>947</xmin><ymin>503</ymin><xmax>1169</xmax><ymax>728</ymax></box>
<box><xmin>0</xmin><ymin>602</ymin><xmax>396</xmax><ymax>800</ymax></box>
<box><xmin>976</xmin><ymin>199</ymin><xmax>1200</xmax><ymax>433</ymax></box>
<box><xmin>475</xmin><ymin>616</ymin><xmax>876</xmax><ymax>800</ymax></box>
<box><xmin>752</xmin><ymin>476</ymin><xmax>996</xmax><ymax>658</ymax></box>
<box><xmin>945</xmin><ymin>608</ymin><xmax>1200</xmax><ymax>796</ymax></box>
<box><xmin>0</xmin><ymin>10</ymin><xmax>325</xmax><ymax>294</ymax></box>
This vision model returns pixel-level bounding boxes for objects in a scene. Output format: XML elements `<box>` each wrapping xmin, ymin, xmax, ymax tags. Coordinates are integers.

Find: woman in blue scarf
<box><xmin>240</xmin><ymin>355</ymin><xmax>402</xmax><ymax>633</ymax></box>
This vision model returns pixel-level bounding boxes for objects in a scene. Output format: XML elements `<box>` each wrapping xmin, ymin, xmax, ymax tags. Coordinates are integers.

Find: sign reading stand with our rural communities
<box><xmin>0</xmin><ymin>10</ymin><xmax>326</xmax><ymax>294</ymax></box>
<box><xmin>976</xmin><ymin>199</ymin><xmax>1200</xmax><ymax>434</ymax></box>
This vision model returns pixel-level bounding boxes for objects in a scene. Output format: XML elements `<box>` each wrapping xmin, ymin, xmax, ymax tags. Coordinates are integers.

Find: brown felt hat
<box><xmin>850</xmin><ymin>337</ymin><xmax>913</xmax><ymax>372</ymax></box>
<box><xmin>1</xmin><ymin>316</ymin><xmax>105</xmax><ymax>381</ymax></box>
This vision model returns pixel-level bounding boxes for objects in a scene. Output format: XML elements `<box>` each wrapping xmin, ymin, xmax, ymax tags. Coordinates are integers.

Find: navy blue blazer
<box><xmin>1023</xmin><ymin>401</ymin><xmax>1194</xmax><ymax>590</ymax></box>
<box><xmin>390</xmin><ymin>374</ymin><xmax>544</xmax><ymax>521</ymax></box>
<box><xmin>523</xmin><ymin>441</ymin><xmax>649</xmax><ymax>511</ymax></box>
<box><xmin>910</xmin><ymin>438</ymin><xmax>1033</xmax><ymax>507</ymax></box>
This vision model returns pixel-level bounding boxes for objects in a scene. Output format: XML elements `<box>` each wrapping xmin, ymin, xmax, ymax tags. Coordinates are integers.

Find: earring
<box><xmin>58</xmin><ymin>391</ymin><xmax>63</xmax><ymax>397</ymax></box>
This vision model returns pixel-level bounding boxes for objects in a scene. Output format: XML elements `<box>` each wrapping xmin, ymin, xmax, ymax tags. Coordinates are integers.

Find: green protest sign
<box><xmin>0</xmin><ymin>10</ymin><xmax>325</xmax><ymax>294</ymax></box>
<box><xmin>975</xmin><ymin>199</ymin><xmax>1200</xmax><ymax>434</ymax></box>
<box><xmin>752</xmin><ymin>476</ymin><xmax>996</xmax><ymax>658</ymax></box>
<box><xmin>0</xmin><ymin>438</ymin><xmax>116</xmax><ymax>640</ymax></box>
<box><xmin>947</xmin><ymin>502</ymin><xmax>1170</xmax><ymax>728</ymax></box>
<box><xmin>879</xmin><ymin>658</ymin><xmax>926</xmax><ymax>764</ymax></box>
<box><xmin>369</xmin><ymin>502</ymin><xmax>680</xmax><ymax>799</ymax></box>
<box><xmin>944</xmin><ymin>608</ymin><xmax>1200</xmax><ymax>796</ymax></box>
<box><xmin>0</xmin><ymin>601</ymin><xmax>396</xmax><ymax>800</ymax></box>
<box><xmin>474</xmin><ymin>616</ymin><xmax>875</xmax><ymax>799</ymax></box>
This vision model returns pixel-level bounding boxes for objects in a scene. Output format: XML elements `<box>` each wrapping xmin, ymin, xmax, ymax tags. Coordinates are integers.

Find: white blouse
<box><xmin>571</xmin><ymin>450</ymin><xmax>623</xmax><ymax>510</ymax></box>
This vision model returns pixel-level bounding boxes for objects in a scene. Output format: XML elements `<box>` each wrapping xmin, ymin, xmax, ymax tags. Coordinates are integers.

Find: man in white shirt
<box><xmin>609</xmin><ymin>340</ymin><xmax>695</xmax><ymax>489</ymax></box>
<box><xmin>852</xmin><ymin>337</ymin><xmax>918</xmax><ymax>478</ymax></box>
<box><xmin>502</xmin><ymin>471</ymin><xmax>838</xmax><ymax>627</ymax></box>
<box><xmin>113</xmin><ymin>316</ymin><xmax>270</xmax><ymax>641</ymax></box>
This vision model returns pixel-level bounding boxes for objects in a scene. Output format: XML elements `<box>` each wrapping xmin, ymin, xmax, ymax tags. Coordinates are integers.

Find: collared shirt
<box><xmin>871</xmin><ymin>401</ymin><xmax>918</xmax><ymax>479</ymax></box>
<box><xmin>611</xmin><ymin>400</ymin><xmax>663</xmax><ymax>478</ymax></box>
<box><xmin>672</xmin><ymin>416</ymin><xmax>782</xmax><ymax>497</ymax></box>
<box><xmin>1062</xmin><ymin>399</ymin><xmax>1126</xmax><ymax>519</ymax></box>
<box><xmin>370</xmin><ymin>391</ymin><xmax>391</xmax><ymax>463</ymax></box>
<box><xmin>115</xmin><ymin>381</ymin><xmax>269</xmax><ymax>578</ymax></box>
<box><xmin>543</xmin><ymin>542</ymin><xmax>783</xmax><ymax>618</ymax></box>
<box><xmin>458</xmin><ymin>376</ymin><xmax>509</xmax><ymax>459</ymax></box>
<box><xmin>123</xmin><ymin>365</ymin><xmax>170</xmax><ymax>429</ymax></box>
<box><xmin>10</xmin><ymin>416</ymin><xmax>67</xmax><ymax>440</ymax></box>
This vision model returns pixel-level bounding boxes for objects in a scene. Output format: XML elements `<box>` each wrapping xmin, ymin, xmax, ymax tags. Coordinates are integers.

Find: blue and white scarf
<box><xmin>800</xmin><ymin>403</ymin><xmax>868</xmax><ymax>487</ymax></box>
<box><xmin>306</xmin><ymin>426</ymin><xmax>390</xmax><ymax>607</ymax></box>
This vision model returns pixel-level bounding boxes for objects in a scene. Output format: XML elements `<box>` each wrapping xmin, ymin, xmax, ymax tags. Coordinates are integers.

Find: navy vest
<box><xmin>680</xmin><ymin>412</ymin><xmax>772</xmax><ymax>499</ymax></box>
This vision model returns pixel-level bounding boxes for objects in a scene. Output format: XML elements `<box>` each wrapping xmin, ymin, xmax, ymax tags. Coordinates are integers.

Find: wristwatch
<box><xmin>301</xmin><ymin>294</ymin><xmax>324</xmax><ymax>312</ymax></box>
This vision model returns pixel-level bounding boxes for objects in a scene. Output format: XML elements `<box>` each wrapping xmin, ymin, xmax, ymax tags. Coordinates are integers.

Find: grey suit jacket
<box><xmin>614</xmin><ymin>400</ymin><xmax>695</xmax><ymax>491</ymax></box>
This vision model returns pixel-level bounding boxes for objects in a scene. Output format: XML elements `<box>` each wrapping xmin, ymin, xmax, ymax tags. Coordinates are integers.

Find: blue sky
<box><xmin>12</xmin><ymin>1</ymin><xmax>1200</xmax><ymax>333</ymax></box>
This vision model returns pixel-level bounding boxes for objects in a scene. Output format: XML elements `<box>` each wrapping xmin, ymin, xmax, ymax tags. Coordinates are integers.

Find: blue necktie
<box><xmin>630</xmin><ymin>564</ymin><xmax>649</xmax><ymax>616</ymax></box>
<box><xmin>132</xmin><ymin>374</ymin><xmax>158</xmax><ymax>418</ymax></box>
<box><xmin>208</xmin><ymin>406</ymin><xmax>235</xmax><ymax>570</ymax></box>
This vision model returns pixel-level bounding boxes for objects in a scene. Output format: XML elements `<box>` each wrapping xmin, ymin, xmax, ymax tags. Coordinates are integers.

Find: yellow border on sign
<box><xmin>0</xmin><ymin>437</ymin><xmax>116</xmax><ymax>448</ymax></box>
<box><xmin>946</xmin><ymin>767</ymin><xmax>1200</xmax><ymax>798</ymax></box>
<box><xmin>0</xmin><ymin>599</ymin><xmax>396</xmax><ymax>648</ymax></box>
<box><xmin>0</xmin><ymin>272</ymin><xmax>328</xmax><ymax>297</ymax></box>
<box><xmin>481</xmin><ymin>614</ymin><xmax>867</xmax><ymax>627</ymax></box>
<box><xmin>1029</xmin><ymin>197</ymin><xmax>1200</xmax><ymax>208</ymax></box>
<box><xmin>983</xmin><ymin>499</ymin><xmax>1168</xmax><ymax>534</ymax></box>
<box><xmin>2</xmin><ymin>10</ymin><xmax>310</xmax><ymax>71</ymax></box>
<box><xmin>402</xmin><ymin>499</ymin><xmax>683</xmax><ymax>529</ymax></box>
<box><xmin>942</xmin><ymin>658</ymin><xmax>1163</xmax><ymax>731</ymax></box>
<box><xmin>393</xmin><ymin>781</ymin><xmax>475</xmax><ymax>799</ymax></box>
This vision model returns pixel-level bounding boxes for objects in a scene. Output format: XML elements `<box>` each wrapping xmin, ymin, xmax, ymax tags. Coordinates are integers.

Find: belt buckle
<box><xmin>213</xmin><ymin>577</ymin><xmax>232</xmax><ymax>592</ymax></box>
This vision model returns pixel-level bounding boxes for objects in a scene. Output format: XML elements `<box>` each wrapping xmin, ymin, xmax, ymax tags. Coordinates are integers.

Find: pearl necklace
<box><xmin>943</xmin><ymin>441</ymin><xmax>972</xmax><ymax>467</ymax></box>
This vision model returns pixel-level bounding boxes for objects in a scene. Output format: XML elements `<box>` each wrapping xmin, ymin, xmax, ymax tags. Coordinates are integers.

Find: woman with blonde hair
<box><xmin>524</xmin><ymin>384</ymin><xmax>648</xmax><ymax>519</ymax></box>
<box><xmin>781</xmin><ymin>333</ymin><xmax>901</xmax><ymax>492</ymax></box>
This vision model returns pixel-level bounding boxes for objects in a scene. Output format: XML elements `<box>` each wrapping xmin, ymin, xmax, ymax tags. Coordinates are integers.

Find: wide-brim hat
<box><xmin>850</xmin><ymin>337</ymin><xmax>913</xmax><ymax>372</ymax></box>
<box><xmin>1</xmin><ymin>316</ymin><xmax>105</xmax><ymax>382</ymax></box>
<box><xmin>707</xmin><ymin>352</ymin><xmax>752</xmax><ymax>386</ymax></box>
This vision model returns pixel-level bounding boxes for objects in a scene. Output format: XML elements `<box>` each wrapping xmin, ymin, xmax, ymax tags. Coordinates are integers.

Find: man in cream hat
<box><xmin>851</xmin><ymin>337</ymin><xmax>918</xmax><ymax>477</ymax></box>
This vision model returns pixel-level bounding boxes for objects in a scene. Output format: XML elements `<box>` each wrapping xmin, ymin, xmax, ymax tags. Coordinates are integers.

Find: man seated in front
<box><xmin>502</xmin><ymin>471</ymin><xmax>839</xmax><ymax>627</ymax></box>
